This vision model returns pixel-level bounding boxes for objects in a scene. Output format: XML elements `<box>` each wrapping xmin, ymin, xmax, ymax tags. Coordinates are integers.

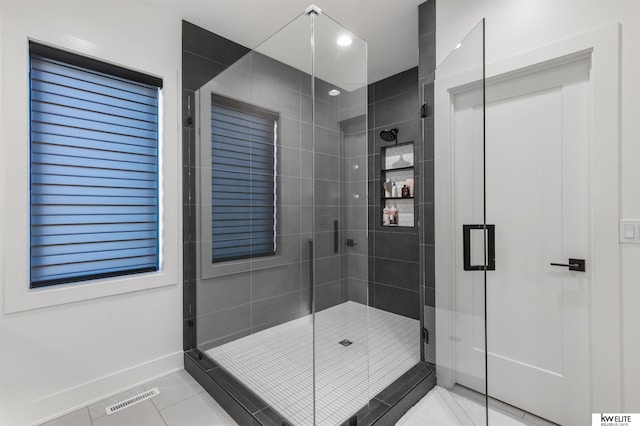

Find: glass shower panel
<box><xmin>434</xmin><ymin>19</ymin><xmax>489</xmax><ymax>425</ymax></box>
<box><xmin>310</xmin><ymin>11</ymin><xmax>369</xmax><ymax>425</ymax></box>
<box><xmin>192</xmin><ymin>9</ymin><xmax>373</xmax><ymax>425</ymax></box>
<box><xmin>194</xmin><ymin>13</ymin><xmax>315</xmax><ymax>425</ymax></box>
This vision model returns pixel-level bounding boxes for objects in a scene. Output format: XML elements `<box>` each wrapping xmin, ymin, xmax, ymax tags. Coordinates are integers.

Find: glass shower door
<box><xmin>434</xmin><ymin>19</ymin><xmax>490</xmax><ymax>425</ymax></box>
<box><xmin>193</xmin><ymin>13</ymin><xmax>317</xmax><ymax>425</ymax></box>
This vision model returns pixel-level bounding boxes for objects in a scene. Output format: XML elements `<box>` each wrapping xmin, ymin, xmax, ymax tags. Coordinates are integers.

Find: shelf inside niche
<box><xmin>380</xmin><ymin>141</ymin><xmax>415</xmax><ymax>228</ymax></box>
<box><xmin>382</xmin><ymin>142</ymin><xmax>414</xmax><ymax>170</ymax></box>
<box><xmin>381</xmin><ymin>165</ymin><xmax>414</xmax><ymax>173</ymax></box>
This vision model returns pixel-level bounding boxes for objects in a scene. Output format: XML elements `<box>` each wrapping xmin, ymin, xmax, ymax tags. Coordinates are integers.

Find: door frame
<box><xmin>434</xmin><ymin>23</ymin><xmax>621</xmax><ymax>412</ymax></box>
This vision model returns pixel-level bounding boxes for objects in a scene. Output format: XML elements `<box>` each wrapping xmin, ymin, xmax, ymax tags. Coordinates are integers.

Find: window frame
<box><xmin>209</xmin><ymin>93</ymin><xmax>278</xmax><ymax>264</ymax></box>
<box><xmin>196</xmin><ymin>86</ymin><xmax>289</xmax><ymax>280</ymax></box>
<box><xmin>2</xmin><ymin>25</ymin><xmax>179</xmax><ymax>313</ymax></box>
<box><xmin>28</xmin><ymin>42</ymin><xmax>163</xmax><ymax>288</ymax></box>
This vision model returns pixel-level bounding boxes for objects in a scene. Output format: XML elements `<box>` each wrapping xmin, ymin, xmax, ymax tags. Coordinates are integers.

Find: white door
<box><xmin>485</xmin><ymin>55</ymin><xmax>592</xmax><ymax>426</ymax></box>
<box><xmin>452</xmin><ymin>53</ymin><xmax>592</xmax><ymax>425</ymax></box>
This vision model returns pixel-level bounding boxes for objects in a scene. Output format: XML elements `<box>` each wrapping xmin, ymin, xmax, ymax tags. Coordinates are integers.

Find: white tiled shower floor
<box><xmin>206</xmin><ymin>301</ymin><xmax>420</xmax><ymax>426</ymax></box>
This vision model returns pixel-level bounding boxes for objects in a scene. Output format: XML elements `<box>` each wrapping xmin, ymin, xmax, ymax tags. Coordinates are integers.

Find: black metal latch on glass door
<box><xmin>463</xmin><ymin>224</ymin><xmax>496</xmax><ymax>271</ymax></box>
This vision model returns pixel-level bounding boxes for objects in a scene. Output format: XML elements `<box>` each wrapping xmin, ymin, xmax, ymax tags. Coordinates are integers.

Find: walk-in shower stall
<box><xmin>182</xmin><ymin>3</ymin><xmax>622</xmax><ymax>422</ymax></box>
<box><xmin>183</xmin><ymin>7</ymin><xmax>433</xmax><ymax>425</ymax></box>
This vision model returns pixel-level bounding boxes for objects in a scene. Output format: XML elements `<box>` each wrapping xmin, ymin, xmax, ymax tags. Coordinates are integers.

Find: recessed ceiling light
<box><xmin>329</xmin><ymin>89</ymin><xmax>341</xmax><ymax>96</ymax></box>
<box><xmin>337</xmin><ymin>35</ymin><xmax>352</xmax><ymax>47</ymax></box>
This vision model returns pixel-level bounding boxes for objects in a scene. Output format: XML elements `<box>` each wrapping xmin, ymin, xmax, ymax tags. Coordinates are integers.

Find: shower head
<box><xmin>380</xmin><ymin>128</ymin><xmax>399</xmax><ymax>143</ymax></box>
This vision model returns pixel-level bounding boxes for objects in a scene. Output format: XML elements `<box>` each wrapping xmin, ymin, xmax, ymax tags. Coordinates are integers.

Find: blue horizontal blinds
<box><xmin>211</xmin><ymin>95</ymin><xmax>277</xmax><ymax>262</ymax></box>
<box><xmin>29</xmin><ymin>43</ymin><xmax>161</xmax><ymax>287</ymax></box>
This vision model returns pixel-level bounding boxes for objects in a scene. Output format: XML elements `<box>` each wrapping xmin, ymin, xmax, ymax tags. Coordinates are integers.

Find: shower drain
<box><xmin>338</xmin><ymin>339</ymin><xmax>353</xmax><ymax>346</ymax></box>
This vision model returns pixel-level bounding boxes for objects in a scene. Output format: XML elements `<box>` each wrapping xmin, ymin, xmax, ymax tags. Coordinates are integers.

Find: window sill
<box><xmin>200</xmin><ymin>254</ymin><xmax>292</xmax><ymax>280</ymax></box>
<box><xmin>4</xmin><ymin>269</ymin><xmax>178</xmax><ymax>314</ymax></box>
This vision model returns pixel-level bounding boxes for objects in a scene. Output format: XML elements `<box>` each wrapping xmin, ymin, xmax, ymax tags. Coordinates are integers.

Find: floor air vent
<box><xmin>105</xmin><ymin>388</ymin><xmax>160</xmax><ymax>415</ymax></box>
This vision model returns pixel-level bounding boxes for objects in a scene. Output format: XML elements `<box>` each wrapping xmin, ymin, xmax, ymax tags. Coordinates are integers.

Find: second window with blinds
<box><xmin>209</xmin><ymin>95</ymin><xmax>278</xmax><ymax>263</ymax></box>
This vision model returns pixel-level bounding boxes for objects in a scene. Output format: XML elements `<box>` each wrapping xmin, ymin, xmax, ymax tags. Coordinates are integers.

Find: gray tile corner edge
<box><xmin>338</xmin><ymin>362</ymin><xmax>435</xmax><ymax>426</ymax></box>
<box><xmin>377</xmin><ymin>361</ymin><xmax>433</xmax><ymax>400</ymax></box>
<box><xmin>374</xmin><ymin>365</ymin><xmax>436</xmax><ymax>425</ymax></box>
<box><xmin>184</xmin><ymin>351</ymin><xmax>285</xmax><ymax>426</ymax></box>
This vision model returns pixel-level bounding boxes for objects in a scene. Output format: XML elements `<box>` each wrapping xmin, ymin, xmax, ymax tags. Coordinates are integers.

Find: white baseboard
<box><xmin>3</xmin><ymin>350</ymin><xmax>184</xmax><ymax>426</ymax></box>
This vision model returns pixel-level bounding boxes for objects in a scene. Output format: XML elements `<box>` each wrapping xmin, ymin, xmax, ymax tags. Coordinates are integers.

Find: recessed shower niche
<box><xmin>182</xmin><ymin>5</ymin><xmax>433</xmax><ymax>426</ymax></box>
<box><xmin>381</xmin><ymin>141</ymin><xmax>415</xmax><ymax>227</ymax></box>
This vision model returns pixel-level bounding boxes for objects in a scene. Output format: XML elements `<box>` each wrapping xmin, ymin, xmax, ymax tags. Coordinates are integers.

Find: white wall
<box><xmin>0</xmin><ymin>0</ymin><xmax>5</xmax><ymax>423</ymax></box>
<box><xmin>436</xmin><ymin>0</ymin><xmax>640</xmax><ymax>412</ymax></box>
<box><xmin>0</xmin><ymin>1</ymin><xmax>183</xmax><ymax>425</ymax></box>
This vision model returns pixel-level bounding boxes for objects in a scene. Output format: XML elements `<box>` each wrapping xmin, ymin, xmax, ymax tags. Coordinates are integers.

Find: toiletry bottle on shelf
<box><xmin>392</xmin><ymin>182</ymin><xmax>398</xmax><ymax>198</ymax></box>
<box><xmin>383</xmin><ymin>179</ymin><xmax>392</xmax><ymax>198</ymax></box>
<box><xmin>407</xmin><ymin>178</ymin><xmax>414</xmax><ymax>197</ymax></box>
<box><xmin>382</xmin><ymin>207</ymin><xmax>390</xmax><ymax>225</ymax></box>
<box><xmin>389</xmin><ymin>206</ymin><xmax>398</xmax><ymax>225</ymax></box>
<box><xmin>401</xmin><ymin>185</ymin><xmax>409</xmax><ymax>198</ymax></box>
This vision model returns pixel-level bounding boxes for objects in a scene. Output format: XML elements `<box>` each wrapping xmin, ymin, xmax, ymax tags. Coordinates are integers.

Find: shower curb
<box><xmin>339</xmin><ymin>362</ymin><xmax>436</xmax><ymax>426</ymax></box>
<box><xmin>185</xmin><ymin>349</ymin><xmax>434</xmax><ymax>426</ymax></box>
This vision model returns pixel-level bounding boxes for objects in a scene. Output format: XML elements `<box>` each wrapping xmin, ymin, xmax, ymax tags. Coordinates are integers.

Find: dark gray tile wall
<box><xmin>309</xmin><ymin>83</ymin><xmax>368</xmax><ymax>316</ymax></box>
<box><xmin>366</xmin><ymin>67</ymin><xmax>422</xmax><ymax>320</ymax></box>
<box><xmin>183</xmin><ymin>21</ymin><xmax>249</xmax><ymax>351</ymax></box>
<box><xmin>340</xmin><ymin>105</ymin><xmax>370</xmax><ymax>312</ymax></box>
<box><xmin>193</xmin><ymin>55</ymin><xmax>316</xmax><ymax>349</ymax></box>
<box><xmin>361</xmin><ymin>0</ymin><xmax>436</xmax><ymax>329</ymax></box>
<box><xmin>419</xmin><ymin>0</ymin><xmax>436</xmax><ymax>363</ymax></box>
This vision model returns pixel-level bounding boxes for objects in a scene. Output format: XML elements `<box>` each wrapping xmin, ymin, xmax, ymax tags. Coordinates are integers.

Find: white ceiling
<box><xmin>145</xmin><ymin>0</ymin><xmax>426</xmax><ymax>85</ymax></box>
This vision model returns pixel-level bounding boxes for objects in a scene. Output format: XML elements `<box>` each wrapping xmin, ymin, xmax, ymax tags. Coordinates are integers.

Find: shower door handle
<box><xmin>308</xmin><ymin>239</ymin><xmax>314</xmax><ymax>309</ymax></box>
<box><xmin>463</xmin><ymin>224</ymin><xmax>495</xmax><ymax>271</ymax></box>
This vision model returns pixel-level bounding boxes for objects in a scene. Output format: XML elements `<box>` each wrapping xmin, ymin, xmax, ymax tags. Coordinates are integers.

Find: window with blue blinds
<box><xmin>29</xmin><ymin>42</ymin><xmax>162</xmax><ymax>288</ymax></box>
<box><xmin>211</xmin><ymin>95</ymin><xmax>277</xmax><ymax>262</ymax></box>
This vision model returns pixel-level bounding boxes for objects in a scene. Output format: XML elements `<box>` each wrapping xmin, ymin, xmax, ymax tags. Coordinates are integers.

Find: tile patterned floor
<box><xmin>39</xmin><ymin>370</ymin><xmax>238</xmax><ymax>426</ymax></box>
<box><xmin>397</xmin><ymin>385</ymin><xmax>557</xmax><ymax>426</ymax></box>
<box><xmin>449</xmin><ymin>386</ymin><xmax>558</xmax><ymax>426</ymax></box>
<box><xmin>206</xmin><ymin>301</ymin><xmax>420</xmax><ymax>426</ymax></box>
<box><xmin>40</xmin><ymin>301</ymin><xmax>553</xmax><ymax>426</ymax></box>
<box><xmin>40</xmin><ymin>370</ymin><xmax>554</xmax><ymax>426</ymax></box>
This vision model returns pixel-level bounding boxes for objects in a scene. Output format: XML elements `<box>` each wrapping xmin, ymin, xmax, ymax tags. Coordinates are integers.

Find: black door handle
<box><xmin>463</xmin><ymin>224</ymin><xmax>495</xmax><ymax>271</ymax></box>
<box><xmin>550</xmin><ymin>258</ymin><xmax>585</xmax><ymax>272</ymax></box>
